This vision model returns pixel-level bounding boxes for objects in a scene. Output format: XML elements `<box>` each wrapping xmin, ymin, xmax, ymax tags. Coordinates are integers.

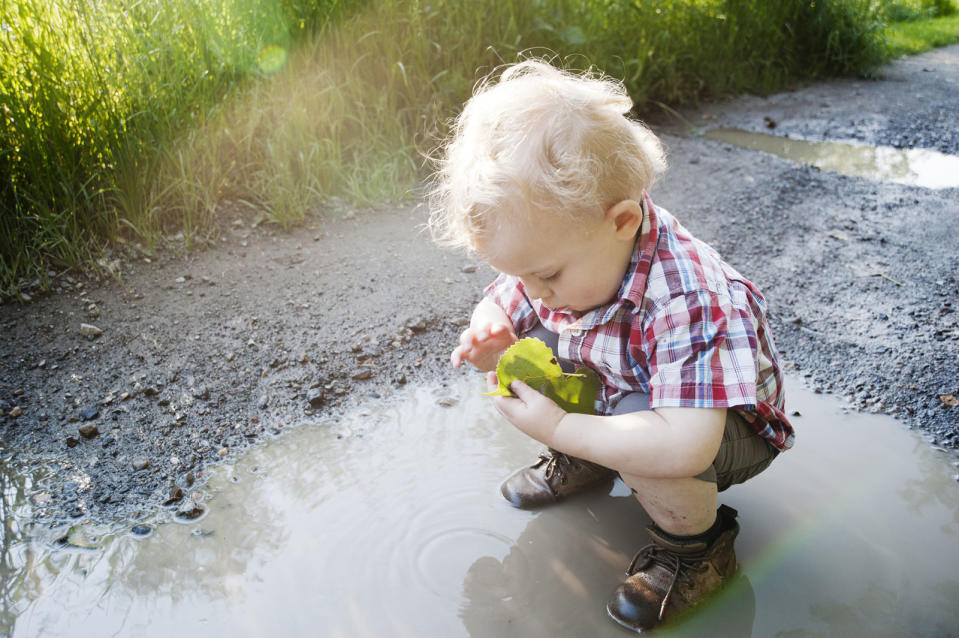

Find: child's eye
<box><xmin>542</xmin><ymin>271</ymin><xmax>561</xmax><ymax>282</ymax></box>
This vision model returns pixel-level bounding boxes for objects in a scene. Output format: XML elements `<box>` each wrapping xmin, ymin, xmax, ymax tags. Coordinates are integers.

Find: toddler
<box><xmin>428</xmin><ymin>59</ymin><xmax>794</xmax><ymax>632</ymax></box>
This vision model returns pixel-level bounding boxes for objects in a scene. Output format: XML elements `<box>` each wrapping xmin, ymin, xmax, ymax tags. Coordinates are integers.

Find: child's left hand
<box><xmin>486</xmin><ymin>372</ymin><xmax>567</xmax><ymax>445</ymax></box>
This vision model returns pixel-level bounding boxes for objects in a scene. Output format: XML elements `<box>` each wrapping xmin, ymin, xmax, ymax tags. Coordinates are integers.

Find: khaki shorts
<box><xmin>610</xmin><ymin>392</ymin><xmax>779</xmax><ymax>492</ymax></box>
<box><xmin>527</xmin><ymin>324</ymin><xmax>779</xmax><ymax>492</ymax></box>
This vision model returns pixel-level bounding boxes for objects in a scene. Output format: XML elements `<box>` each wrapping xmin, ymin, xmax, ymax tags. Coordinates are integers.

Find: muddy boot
<box><xmin>606</xmin><ymin>505</ymin><xmax>740</xmax><ymax>633</ymax></box>
<box><xmin>499</xmin><ymin>448</ymin><xmax>617</xmax><ymax>509</ymax></box>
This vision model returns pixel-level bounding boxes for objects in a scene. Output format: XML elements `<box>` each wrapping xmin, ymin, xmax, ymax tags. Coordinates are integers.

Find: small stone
<box><xmin>176</xmin><ymin>497</ymin><xmax>205</xmax><ymax>520</ymax></box>
<box><xmin>461</xmin><ymin>264</ymin><xmax>477</xmax><ymax>274</ymax></box>
<box><xmin>80</xmin><ymin>323</ymin><xmax>103</xmax><ymax>337</ymax></box>
<box><xmin>192</xmin><ymin>386</ymin><xmax>210</xmax><ymax>400</ymax></box>
<box><xmin>8</xmin><ymin>406</ymin><xmax>21</xmax><ymax>418</ymax></box>
<box><xmin>791</xmin><ymin>410</ymin><xmax>802</xmax><ymax>417</ymax></box>
<box><xmin>352</xmin><ymin>370</ymin><xmax>372</xmax><ymax>381</ymax></box>
<box><xmin>185</xmin><ymin>472</ymin><xmax>195</xmax><ymax>487</ymax></box>
<box><xmin>132</xmin><ymin>457</ymin><xmax>149</xmax><ymax>471</ymax></box>
<box><xmin>78</xmin><ymin>406</ymin><xmax>99</xmax><ymax>420</ymax></box>
<box><xmin>307</xmin><ymin>389</ymin><xmax>325</xmax><ymax>409</ymax></box>
<box><xmin>217</xmin><ymin>447</ymin><xmax>228</xmax><ymax>457</ymax></box>
<box><xmin>164</xmin><ymin>484</ymin><xmax>184</xmax><ymax>505</ymax></box>
<box><xmin>226</xmin><ymin>352</ymin><xmax>235</xmax><ymax>362</ymax></box>
<box><xmin>131</xmin><ymin>525</ymin><xmax>153</xmax><ymax>537</ymax></box>
<box><xmin>78</xmin><ymin>423</ymin><xmax>99</xmax><ymax>439</ymax></box>
<box><xmin>66</xmin><ymin>436</ymin><xmax>80</xmax><ymax>448</ymax></box>
<box><xmin>436</xmin><ymin>397</ymin><xmax>458</xmax><ymax>408</ymax></box>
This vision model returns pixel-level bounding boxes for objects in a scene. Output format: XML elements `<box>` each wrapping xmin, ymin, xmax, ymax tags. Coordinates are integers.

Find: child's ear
<box><xmin>605</xmin><ymin>200</ymin><xmax>643</xmax><ymax>240</ymax></box>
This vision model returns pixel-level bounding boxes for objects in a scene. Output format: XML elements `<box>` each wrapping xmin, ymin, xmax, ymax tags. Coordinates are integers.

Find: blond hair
<box><xmin>428</xmin><ymin>58</ymin><xmax>666</xmax><ymax>251</ymax></box>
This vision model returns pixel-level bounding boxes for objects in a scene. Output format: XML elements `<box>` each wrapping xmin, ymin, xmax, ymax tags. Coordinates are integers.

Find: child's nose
<box><xmin>521</xmin><ymin>276</ymin><xmax>550</xmax><ymax>300</ymax></box>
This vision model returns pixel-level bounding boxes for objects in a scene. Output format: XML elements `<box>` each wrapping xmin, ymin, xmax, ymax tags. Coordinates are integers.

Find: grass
<box><xmin>884</xmin><ymin>14</ymin><xmax>959</xmax><ymax>55</ymax></box>
<box><xmin>0</xmin><ymin>0</ymin><xmax>953</xmax><ymax>298</ymax></box>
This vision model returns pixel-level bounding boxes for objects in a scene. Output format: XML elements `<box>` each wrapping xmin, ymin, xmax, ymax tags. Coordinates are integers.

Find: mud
<box><xmin>2</xmin><ymin>378</ymin><xmax>957</xmax><ymax>637</ymax></box>
<box><xmin>1</xmin><ymin>44</ymin><xmax>958</xmax><ymax>527</ymax></box>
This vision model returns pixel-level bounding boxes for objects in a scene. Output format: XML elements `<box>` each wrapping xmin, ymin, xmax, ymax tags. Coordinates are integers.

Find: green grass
<box><xmin>0</xmin><ymin>0</ymin><xmax>934</xmax><ymax>298</ymax></box>
<box><xmin>885</xmin><ymin>14</ymin><xmax>959</xmax><ymax>55</ymax></box>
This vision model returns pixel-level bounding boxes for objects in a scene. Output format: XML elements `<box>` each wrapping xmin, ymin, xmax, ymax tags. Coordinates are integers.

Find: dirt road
<box><xmin>2</xmin><ymin>45</ymin><xmax>957</xmax><ymax>525</ymax></box>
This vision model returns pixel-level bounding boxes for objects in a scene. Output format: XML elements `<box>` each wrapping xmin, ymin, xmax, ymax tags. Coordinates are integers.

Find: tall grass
<box><xmin>1</xmin><ymin>0</ymin><xmax>897</xmax><ymax>296</ymax></box>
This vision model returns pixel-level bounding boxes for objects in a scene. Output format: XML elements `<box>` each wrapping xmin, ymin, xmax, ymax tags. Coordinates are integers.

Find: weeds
<box><xmin>0</xmin><ymin>0</ymin><xmax>943</xmax><ymax>296</ymax></box>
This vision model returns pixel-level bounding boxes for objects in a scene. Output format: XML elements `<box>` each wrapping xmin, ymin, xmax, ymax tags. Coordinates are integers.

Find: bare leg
<box><xmin>618</xmin><ymin>472</ymin><xmax>718</xmax><ymax>536</ymax></box>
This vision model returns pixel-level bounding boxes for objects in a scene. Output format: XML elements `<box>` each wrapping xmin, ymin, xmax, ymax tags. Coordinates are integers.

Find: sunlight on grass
<box><xmin>0</xmin><ymin>0</ymin><xmax>929</xmax><ymax>296</ymax></box>
<box><xmin>885</xmin><ymin>14</ymin><xmax>959</xmax><ymax>55</ymax></box>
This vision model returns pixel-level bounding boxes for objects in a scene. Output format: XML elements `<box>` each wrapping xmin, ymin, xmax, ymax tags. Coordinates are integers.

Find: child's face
<box><xmin>480</xmin><ymin>201</ymin><xmax>642</xmax><ymax>313</ymax></box>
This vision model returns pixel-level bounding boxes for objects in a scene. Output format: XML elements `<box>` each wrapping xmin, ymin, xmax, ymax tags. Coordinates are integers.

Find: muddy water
<box><xmin>703</xmin><ymin>128</ymin><xmax>959</xmax><ymax>189</ymax></box>
<box><xmin>2</xmin><ymin>377</ymin><xmax>958</xmax><ymax>637</ymax></box>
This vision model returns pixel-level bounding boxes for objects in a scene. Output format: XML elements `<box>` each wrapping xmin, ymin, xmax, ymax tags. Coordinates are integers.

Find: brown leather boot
<box><xmin>606</xmin><ymin>505</ymin><xmax>740</xmax><ymax>632</ymax></box>
<box><xmin>499</xmin><ymin>448</ymin><xmax>617</xmax><ymax>509</ymax></box>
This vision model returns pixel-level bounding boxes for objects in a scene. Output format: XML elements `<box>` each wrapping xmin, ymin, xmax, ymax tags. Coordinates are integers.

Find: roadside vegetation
<box><xmin>1</xmin><ymin>0</ymin><xmax>957</xmax><ymax>298</ymax></box>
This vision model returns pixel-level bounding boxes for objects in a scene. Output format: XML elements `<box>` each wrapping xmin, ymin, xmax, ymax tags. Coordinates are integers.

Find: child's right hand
<box><xmin>450</xmin><ymin>322</ymin><xmax>518</xmax><ymax>371</ymax></box>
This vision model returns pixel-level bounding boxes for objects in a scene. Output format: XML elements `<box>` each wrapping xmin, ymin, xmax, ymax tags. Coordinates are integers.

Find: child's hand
<box><xmin>486</xmin><ymin>372</ymin><xmax>567</xmax><ymax>445</ymax></box>
<box><xmin>450</xmin><ymin>322</ymin><xmax>517</xmax><ymax>371</ymax></box>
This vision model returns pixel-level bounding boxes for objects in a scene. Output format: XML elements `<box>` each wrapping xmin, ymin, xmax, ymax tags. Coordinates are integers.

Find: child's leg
<box><xmin>606</xmin><ymin>394</ymin><xmax>778</xmax><ymax>632</ymax></box>
<box><xmin>617</xmin><ymin>473</ymin><xmax>717</xmax><ymax>536</ymax></box>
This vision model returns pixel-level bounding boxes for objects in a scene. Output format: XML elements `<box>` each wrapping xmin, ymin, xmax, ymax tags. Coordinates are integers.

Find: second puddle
<box><xmin>3</xmin><ymin>376</ymin><xmax>958</xmax><ymax>637</ymax></box>
<box><xmin>703</xmin><ymin>127</ymin><xmax>959</xmax><ymax>189</ymax></box>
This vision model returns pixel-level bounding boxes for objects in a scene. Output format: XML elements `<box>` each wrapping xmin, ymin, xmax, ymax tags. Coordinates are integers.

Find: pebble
<box><xmin>164</xmin><ymin>484</ymin><xmax>184</xmax><ymax>505</ymax></box>
<box><xmin>78</xmin><ymin>423</ymin><xmax>99</xmax><ymax>439</ymax></box>
<box><xmin>132</xmin><ymin>457</ymin><xmax>149</xmax><ymax>471</ymax></box>
<box><xmin>176</xmin><ymin>497</ymin><xmax>205</xmax><ymax>520</ymax></box>
<box><xmin>461</xmin><ymin>264</ymin><xmax>477</xmax><ymax>273</ymax></box>
<box><xmin>131</xmin><ymin>525</ymin><xmax>153</xmax><ymax>537</ymax></box>
<box><xmin>80</xmin><ymin>323</ymin><xmax>103</xmax><ymax>337</ymax></box>
<box><xmin>436</xmin><ymin>397</ymin><xmax>458</xmax><ymax>408</ymax></box>
<box><xmin>352</xmin><ymin>370</ymin><xmax>372</xmax><ymax>381</ymax></box>
<box><xmin>307</xmin><ymin>389</ymin><xmax>325</xmax><ymax>408</ymax></box>
<box><xmin>78</xmin><ymin>406</ymin><xmax>99</xmax><ymax>420</ymax></box>
<box><xmin>217</xmin><ymin>447</ymin><xmax>228</xmax><ymax>457</ymax></box>
<box><xmin>8</xmin><ymin>406</ymin><xmax>21</xmax><ymax>418</ymax></box>
<box><xmin>66</xmin><ymin>436</ymin><xmax>80</xmax><ymax>448</ymax></box>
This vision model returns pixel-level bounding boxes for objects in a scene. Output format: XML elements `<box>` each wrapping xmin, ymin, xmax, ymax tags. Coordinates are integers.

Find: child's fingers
<box><xmin>486</xmin><ymin>371</ymin><xmax>498</xmax><ymax>392</ymax></box>
<box><xmin>451</xmin><ymin>345</ymin><xmax>469</xmax><ymax>368</ymax></box>
<box><xmin>507</xmin><ymin>380</ymin><xmax>535</xmax><ymax>402</ymax></box>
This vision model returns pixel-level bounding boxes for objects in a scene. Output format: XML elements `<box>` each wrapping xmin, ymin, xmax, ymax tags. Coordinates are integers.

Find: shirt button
<box><xmin>569</xmin><ymin>328</ymin><xmax>583</xmax><ymax>336</ymax></box>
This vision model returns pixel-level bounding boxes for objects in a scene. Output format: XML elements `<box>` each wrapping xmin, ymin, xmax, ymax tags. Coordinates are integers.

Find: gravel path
<box><xmin>2</xmin><ymin>45</ymin><xmax>957</xmax><ymax>526</ymax></box>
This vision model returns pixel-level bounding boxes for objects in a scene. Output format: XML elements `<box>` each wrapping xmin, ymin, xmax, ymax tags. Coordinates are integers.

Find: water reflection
<box><xmin>0</xmin><ymin>377</ymin><xmax>957</xmax><ymax>637</ymax></box>
<box><xmin>703</xmin><ymin>128</ymin><xmax>959</xmax><ymax>189</ymax></box>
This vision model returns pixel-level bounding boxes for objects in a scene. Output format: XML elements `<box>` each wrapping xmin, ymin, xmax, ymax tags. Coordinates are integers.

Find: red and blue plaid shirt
<box><xmin>485</xmin><ymin>194</ymin><xmax>795</xmax><ymax>451</ymax></box>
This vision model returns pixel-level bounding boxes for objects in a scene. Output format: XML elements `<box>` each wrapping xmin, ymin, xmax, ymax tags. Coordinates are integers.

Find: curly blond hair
<box><xmin>428</xmin><ymin>58</ymin><xmax>666</xmax><ymax>251</ymax></box>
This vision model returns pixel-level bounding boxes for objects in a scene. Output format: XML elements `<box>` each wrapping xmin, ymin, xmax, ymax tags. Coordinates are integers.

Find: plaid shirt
<box><xmin>485</xmin><ymin>194</ymin><xmax>794</xmax><ymax>451</ymax></box>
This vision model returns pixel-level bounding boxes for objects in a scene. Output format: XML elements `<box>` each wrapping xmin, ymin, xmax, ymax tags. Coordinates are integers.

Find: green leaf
<box><xmin>485</xmin><ymin>337</ymin><xmax>599</xmax><ymax>414</ymax></box>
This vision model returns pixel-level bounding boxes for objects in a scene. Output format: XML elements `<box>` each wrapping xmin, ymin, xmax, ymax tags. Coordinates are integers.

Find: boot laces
<box><xmin>625</xmin><ymin>543</ymin><xmax>709</xmax><ymax>621</ymax></box>
<box><xmin>536</xmin><ymin>450</ymin><xmax>576</xmax><ymax>485</ymax></box>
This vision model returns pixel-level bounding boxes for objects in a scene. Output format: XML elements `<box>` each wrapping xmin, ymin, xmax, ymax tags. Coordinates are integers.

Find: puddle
<box><xmin>703</xmin><ymin>128</ymin><xmax>959</xmax><ymax>189</ymax></box>
<box><xmin>1</xmin><ymin>376</ymin><xmax>958</xmax><ymax>637</ymax></box>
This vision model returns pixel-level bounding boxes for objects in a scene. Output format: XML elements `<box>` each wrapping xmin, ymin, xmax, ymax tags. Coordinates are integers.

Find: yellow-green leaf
<box><xmin>485</xmin><ymin>337</ymin><xmax>599</xmax><ymax>414</ymax></box>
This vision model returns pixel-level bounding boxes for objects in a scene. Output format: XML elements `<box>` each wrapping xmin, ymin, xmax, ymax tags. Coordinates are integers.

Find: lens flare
<box><xmin>257</xmin><ymin>45</ymin><xmax>288</xmax><ymax>73</ymax></box>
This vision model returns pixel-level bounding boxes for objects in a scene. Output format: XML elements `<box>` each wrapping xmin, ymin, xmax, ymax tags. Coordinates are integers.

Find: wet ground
<box><xmin>1</xmin><ymin>377</ymin><xmax>957</xmax><ymax>637</ymax></box>
<box><xmin>0</xmin><ymin>41</ymin><xmax>957</xmax><ymax>632</ymax></box>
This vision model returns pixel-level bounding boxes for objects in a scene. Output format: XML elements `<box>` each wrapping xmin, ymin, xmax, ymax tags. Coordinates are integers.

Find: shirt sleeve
<box><xmin>641</xmin><ymin>289</ymin><xmax>761</xmax><ymax>410</ymax></box>
<box><xmin>484</xmin><ymin>273</ymin><xmax>539</xmax><ymax>336</ymax></box>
